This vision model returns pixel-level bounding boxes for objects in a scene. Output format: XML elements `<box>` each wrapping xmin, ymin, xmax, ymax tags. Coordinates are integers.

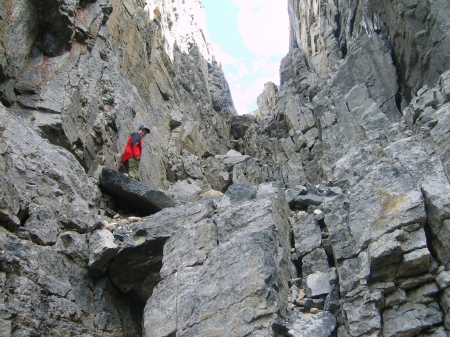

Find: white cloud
<box><xmin>222</xmin><ymin>56</ymin><xmax>282</xmax><ymax>115</ymax></box>
<box><xmin>237</xmin><ymin>62</ymin><xmax>250</xmax><ymax>77</ymax></box>
<box><xmin>229</xmin><ymin>0</ymin><xmax>289</xmax><ymax>57</ymax></box>
<box><xmin>210</xmin><ymin>0</ymin><xmax>289</xmax><ymax>115</ymax></box>
<box><xmin>211</xmin><ymin>43</ymin><xmax>235</xmax><ymax>65</ymax></box>
<box><xmin>251</xmin><ymin>58</ymin><xmax>280</xmax><ymax>77</ymax></box>
<box><xmin>228</xmin><ymin>72</ymin><xmax>278</xmax><ymax>115</ymax></box>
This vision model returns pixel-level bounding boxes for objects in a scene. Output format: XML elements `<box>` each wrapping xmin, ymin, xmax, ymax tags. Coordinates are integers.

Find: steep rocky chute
<box><xmin>0</xmin><ymin>0</ymin><xmax>449</xmax><ymax>336</ymax></box>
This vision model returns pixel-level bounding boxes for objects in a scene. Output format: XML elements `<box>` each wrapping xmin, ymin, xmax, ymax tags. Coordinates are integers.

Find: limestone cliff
<box><xmin>0</xmin><ymin>0</ymin><xmax>450</xmax><ymax>336</ymax></box>
<box><xmin>236</xmin><ymin>0</ymin><xmax>450</xmax><ymax>335</ymax></box>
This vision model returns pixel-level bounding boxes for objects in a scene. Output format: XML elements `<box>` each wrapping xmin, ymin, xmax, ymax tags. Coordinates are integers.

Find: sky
<box><xmin>201</xmin><ymin>0</ymin><xmax>290</xmax><ymax>115</ymax></box>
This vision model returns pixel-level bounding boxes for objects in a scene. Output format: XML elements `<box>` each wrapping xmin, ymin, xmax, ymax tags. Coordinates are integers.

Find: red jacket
<box><xmin>121</xmin><ymin>132</ymin><xmax>143</xmax><ymax>164</ymax></box>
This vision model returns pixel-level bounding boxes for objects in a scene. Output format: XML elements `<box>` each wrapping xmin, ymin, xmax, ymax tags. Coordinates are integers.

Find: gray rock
<box><xmin>282</xmin><ymin>153</ymin><xmax>308</xmax><ymax>187</ymax></box>
<box><xmin>24</xmin><ymin>206</ymin><xmax>61</xmax><ymax>246</ymax></box>
<box><xmin>336</xmin><ymin>326</ymin><xmax>351</xmax><ymax>337</ymax></box>
<box><xmin>383</xmin><ymin>302</ymin><xmax>443</xmax><ymax>337</ymax></box>
<box><xmin>385</xmin><ymin>289</ymin><xmax>407</xmax><ymax>308</ymax></box>
<box><xmin>0</xmin><ymin>175</ymin><xmax>21</xmax><ymax>232</ymax></box>
<box><xmin>99</xmin><ymin>167</ymin><xmax>177</xmax><ymax>214</ymax></box>
<box><xmin>291</xmin><ymin>193</ymin><xmax>323</xmax><ymax>209</ymax></box>
<box><xmin>283</xmin><ymin>96</ymin><xmax>315</xmax><ymax>133</ymax></box>
<box><xmin>306</xmin><ymin>272</ymin><xmax>331</xmax><ymax>298</ymax></box>
<box><xmin>256</xmin><ymin>82</ymin><xmax>277</xmax><ymax>117</ymax></box>
<box><xmin>302</xmin><ymin>248</ymin><xmax>329</xmax><ymax>276</ymax></box>
<box><xmin>348</xmin><ymin>164</ymin><xmax>426</xmax><ymax>253</ymax></box>
<box><xmin>170</xmin><ymin>110</ymin><xmax>184</xmax><ymax>128</ymax></box>
<box><xmin>88</xmin><ymin>229</ymin><xmax>118</xmax><ymax>275</ymax></box>
<box><xmin>417</xmin><ymin>326</ymin><xmax>448</xmax><ymax>337</ymax></box>
<box><xmin>368</xmin><ymin>228</ymin><xmax>428</xmax><ymax>280</ymax></box>
<box><xmin>223</xmin><ymin>154</ymin><xmax>251</xmax><ymax>165</ymax></box>
<box><xmin>231</xmin><ymin>157</ymin><xmax>263</xmax><ymax>184</ymax></box>
<box><xmin>285</xmin><ymin>185</ymin><xmax>308</xmax><ymax>204</ymax></box>
<box><xmin>407</xmin><ymin>282</ymin><xmax>439</xmax><ymax>304</ymax></box>
<box><xmin>224</xmin><ymin>182</ymin><xmax>257</xmax><ymax>201</ymax></box>
<box><xmin>324</xmin><ymin>284</ymin><xmax>340</xmax><ymax>314</ymax></box>
<box><xmin>55</xmin><ymin>231</ymin><xmax>89</xmax><ymax>264</ymax></box>
<box><xmin>397</xmin><ymin>248</ymin><xmax>431</xmax><ymax>278</ymax></box>
<box><xmin>342</xmin><ymin>295</ymin><xmax>381</xmax><ymax>336</ymax></box>
<box><xmin>181</xmin><ymin>150</ymin><xmax>204</xmax><ymax>179</ymax></box>
<box><xmin>0</xmin><ymin>106</ymin><xmax>97</xmax><ymax>216</ymax></box>
<box><xmin>61</xmin><ymin>209</ymin><xmax>98</xmax><ymax>234</ymax></box>
<box><xmin>230</xmin><ymin>114</ymin><xmax>255</xmax><ymax>139</ymax></box>
<box><xmin>338</xmin><ymin>252</ymin><xmax>370</xmax><ymax>296</ymax></box>
<box><xmin>108</xmin><ymin>198</ymin><xmax>217</xmax><ymax>302</ymax></box>
<box><xmin>399</xmin><ymin>273</ymin><xmax>435</xmax><ymax>291</ymax></box>
<box><xmin>166</xmin><ymin>178</ymin><xmax>203</xmax><ymax>203</ymax></box>
<box><xmin>436</xmin><ymin>270</ymin><xmax>450</xmax><ymax>289</ymax></box>
<box><xmin>146</xmin><ymin>232</ymin><xmax>289</xmax><ymax>336</ymax></box>
<box><xmin>160</xmin><ymin>219</ymin><xmax>217</xmax><ymax>278</ymax></box>
<box><xmin>292</xmin><ymin>213</ymin><xmax>322</xmax><ymax>258</ymax></box>
<box><xmin>143</xmin><ymin>185</ymin><xmax>293</xmax><ymax>336</ymax></box>
<box><xmin>441</xmin><ymin>287</ymin><xmax>450</xmax><ymax>330</ymax></box>
<box><xmin>214</xmin><ymin>198</ymin><xmax>279</xmax><ymax>244</ymax></box>
<box><xmin>201</xmin><ymin>156</ymin><xmax>230</xmax><ymax>192</ymax></box>
<box><xmin>2</xmin><ymin>0</ymin><xmax>450</xmax><ymax>335</ymax></box>
<box><xmin>255</xmin><ymin>182</ymin><xmax>280</xmax><ymax>201</ymax></box>
<box><xmin>286</xmin><ymin>311</ymin><xmax>336</xmax><ymax>337</ymax></box>
<box><xmin>422</xmin><ymin>171</ymin><xmax>450</xmax><ymax>266</ymax></box>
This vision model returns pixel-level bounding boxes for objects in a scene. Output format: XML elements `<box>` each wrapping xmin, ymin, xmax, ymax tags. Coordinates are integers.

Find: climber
<box><xmin>121</xmin><ymin>124</ymin><xmax>150</xmax><ymax>181</ymax></box>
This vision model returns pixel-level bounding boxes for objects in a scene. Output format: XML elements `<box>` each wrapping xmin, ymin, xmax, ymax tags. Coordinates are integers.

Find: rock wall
<box><xmin>1</xmin><ymin>0</ymin><xmax>235</xmax><ymax>189</ymax></box>
<box><xmin>287</xmin><ymin>0</ymin><xmax>450</xmax><ymax>109</ymax></box>
<box><xmin>0</xmin><ymin>0</ymin><xmax>450</xmax><ymax>336</ymax></box>
<box><xmin>231</xmin><ymin>0</ymin><xmax>450</xmax><ymax>336</ymax></box>
<box><xmin>0</xmin><ymin>0</ymin><xmax>237</xmax><ymax>335</ymax></box>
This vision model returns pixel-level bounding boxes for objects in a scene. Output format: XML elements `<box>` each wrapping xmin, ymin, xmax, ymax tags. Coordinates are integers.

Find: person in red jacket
<box><xmin>121</xmin><ymin>124</ymin><xmax>150</xmax><ymax>181</ymax></box>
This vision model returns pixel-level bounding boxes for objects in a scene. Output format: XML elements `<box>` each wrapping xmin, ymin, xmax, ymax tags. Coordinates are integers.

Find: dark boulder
<box><xmin>99</xmin><ymin>168</ymin><xmax>177</xmax><ymax>215</ymax></box>
<box><xmin>290</xmin><ymin>194</ymin><xmax>323</xmax><ymax>210</ymax></box>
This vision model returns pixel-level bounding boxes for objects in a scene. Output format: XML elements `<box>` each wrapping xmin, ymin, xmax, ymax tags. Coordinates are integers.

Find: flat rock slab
<box><xmin>223</xmin><ymin>155</ymin><xmax>251</xmax><ymax>165</ymax></box>
<box><xmin>291</xmin><ymin>194</ymin><xmax>323</xmax><ymax>207</ymax></box>
<box><xmin>99</xmin><ymin>167</ymin><xmax>177</xmax><ymax>214</ymax></box>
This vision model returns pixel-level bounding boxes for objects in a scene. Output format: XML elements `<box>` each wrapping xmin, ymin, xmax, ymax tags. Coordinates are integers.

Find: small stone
<box><xmin>296</xmin><ymin>290</ymin><xmax>306</xmax><ymax>303</ymax></box>
<box><xmin>128</xmin><ymin>216</ymin><xmax>142</xmax><ymax>223</ymax></box>
<box><xmin>310</xmin><ymin>308</ymin><xmax>321</xmax><ymax>314</ymax></box>
<box><xmin>200</xmin><ymin>190</ymin><xmax>224</xmax><ymax>197</ymax></box>
<box><xmin>306</xmin><ymin>272</ymin><xmax>331</xmax><ymax>298</ymax></box>
<box><xmin>103</xmin><ymin>222</ymin><xmax>116</xmax><ymax>232</ymax></box>
<box><xmin>436</xmin><ymin>270</ymin><xmax>450</xmax><ymax>289</ymax></box>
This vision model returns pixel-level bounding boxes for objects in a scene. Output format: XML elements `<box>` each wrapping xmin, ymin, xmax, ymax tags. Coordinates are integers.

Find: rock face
<box><xmin>1</xmin><ymin>0</ymin><xmax>235</xmax><ymax>189</ymax></box>
<box><xmin>142</xmin><ymin>182</ymin><xmax>294</xmax><ymax>336</ymax></box>
<box><xmin>1</xmin><ymin>0</ymin><xmax>450</xmax><ymax>336</ymax></box>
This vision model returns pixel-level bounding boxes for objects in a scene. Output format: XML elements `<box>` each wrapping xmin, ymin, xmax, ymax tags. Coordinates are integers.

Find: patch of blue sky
<box><xmin>202</xmin><ymin>0</ymin><xmax>289</xmax><ymax>115</ymax></box>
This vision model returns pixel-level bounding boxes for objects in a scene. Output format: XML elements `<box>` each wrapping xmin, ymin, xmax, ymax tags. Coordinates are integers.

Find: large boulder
<box><xmin>142</xmin><ymin>183</ymin><xmax>295</xmax><ymax>336</ymax></box>
<box><xmin>99</xmin><ymin>167</ymin><xmax>177</xmax><ymax>214</ymax></box>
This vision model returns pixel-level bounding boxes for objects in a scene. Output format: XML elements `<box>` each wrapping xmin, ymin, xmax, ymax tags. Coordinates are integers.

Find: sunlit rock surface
<box><xmin>0</xmin><ymin>0</ymin><xmax>450</xmax><ymax>336</ymax></box>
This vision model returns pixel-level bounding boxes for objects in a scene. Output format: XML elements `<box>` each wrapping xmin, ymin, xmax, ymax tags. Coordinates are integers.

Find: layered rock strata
<box><xmin>0</xmin><ymin>0</ymin><xmax>236</xmax><ymax>335</ymax></box>
<box><xmin>0</xmin><ymin>0</ymin><xmax>450</xmax><ymax>336</ymax></box>
<box><xmin>229</xmin><ymin>1</ymin><xmax>450</xmax><ymax>336</ymax></box>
